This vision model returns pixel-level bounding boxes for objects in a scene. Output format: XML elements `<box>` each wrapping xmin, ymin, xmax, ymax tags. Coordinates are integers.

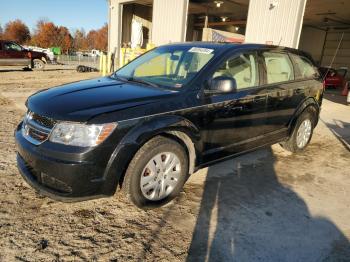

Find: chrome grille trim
<box><xmin>22</xmin><ymin>111</ymin><xmax>54</xmax><ymax>145</ymax></box>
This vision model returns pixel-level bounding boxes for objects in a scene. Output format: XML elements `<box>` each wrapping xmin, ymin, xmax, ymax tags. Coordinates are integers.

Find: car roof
<box><xmin>162</xmin><ymin>41</ymin><xmax>305</xmax><ymax>54</ymax></box>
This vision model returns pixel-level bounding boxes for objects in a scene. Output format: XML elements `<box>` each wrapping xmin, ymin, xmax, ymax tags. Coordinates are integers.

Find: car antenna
<box><xmin>278</xmin><ymin>37</ymin><xmax>282</xmax><ymax>46</ymax></box>
<box><xmin>323</xmin><ymin>32</ymin><xmax>344</xmax><ymax>81</ymax></box>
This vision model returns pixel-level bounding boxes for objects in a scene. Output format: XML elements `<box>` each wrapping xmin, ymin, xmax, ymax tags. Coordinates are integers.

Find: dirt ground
<box><xmin>0</xmin><ymin>66</ymin><xmax>349</xmax><ymax>262</ymax></box>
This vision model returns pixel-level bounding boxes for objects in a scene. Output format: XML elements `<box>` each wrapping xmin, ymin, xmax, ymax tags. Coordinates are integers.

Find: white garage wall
<box><xmin>245</xmin><ymin>0</ymin><xmax>307</xmax><ymax>48</ymax></box>
<box><xmin>299</xmin><ymin>26</ymin><xmax>326</xmax><ymax>64</ymax></box>
<box><xmin>151</xmin><ymin>0</ymin><xmax>189</xmax><ymax>46</ymax></box>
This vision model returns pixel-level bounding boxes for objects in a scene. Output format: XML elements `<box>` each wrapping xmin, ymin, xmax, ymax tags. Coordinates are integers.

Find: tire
<box><xmin>32</xmin><ymin>59</ymin><xmax>45</xmax><ymax>70</ymax></box>
<box><xmin>122</xmin><ymin>136</ymin><xmax>188</xmax><ymax>209</ymax></box>
<box><xmin>280</xmin><ymin>108</ymin><xmax>316</xmax><ymax>153</ymax></box>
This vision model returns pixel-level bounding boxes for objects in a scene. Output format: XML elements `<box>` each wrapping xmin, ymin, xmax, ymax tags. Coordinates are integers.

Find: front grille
<box><xmin>28</xmin><ymin>127</ymin><xmax>48</xmax><ymax>142</ymax></box>
<box><xmin>22</xmin><ymin>111</ymin><xmax>54</xmax><ymax>145</ymax></box>
<box><xmin>32</xmin><ymin>113</ymin><xmax>56</xmax><ymax>129</ymax></box>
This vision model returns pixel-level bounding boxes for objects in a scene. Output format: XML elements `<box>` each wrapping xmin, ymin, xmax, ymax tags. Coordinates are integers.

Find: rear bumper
<box><xmin>15</xmin><ymin>126</ymin><xmax>115</xmax><ymax>202</ymax></box>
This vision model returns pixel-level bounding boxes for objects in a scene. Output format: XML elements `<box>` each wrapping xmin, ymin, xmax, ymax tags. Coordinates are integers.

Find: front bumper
<box><xmin>15</xmin><ymin>125</ymin><xmax>115</xmax><ymax>202</ymax></box>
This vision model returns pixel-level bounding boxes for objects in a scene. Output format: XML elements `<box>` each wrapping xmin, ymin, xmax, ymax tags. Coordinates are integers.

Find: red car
<box><xmin>319</xmin><ymin>67</ymin><xmax>347</xmax><ymax>89</ymax></box>
<box><xmin>0</xmin><ymin>40</ymin><xmax>49</xmax><ymax>70</ymax></box>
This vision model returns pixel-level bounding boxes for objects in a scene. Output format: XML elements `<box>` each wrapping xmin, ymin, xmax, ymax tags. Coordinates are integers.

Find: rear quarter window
<box><xmin>290</xmin><ymin>54</ymin><xmax>319</xmax><ymax>80</ymax></box>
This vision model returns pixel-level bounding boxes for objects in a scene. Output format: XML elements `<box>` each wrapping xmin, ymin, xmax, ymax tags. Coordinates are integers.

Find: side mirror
<box><xmin>205</xmin><ymin>76</ymin><xmax>237</xmax><ymax>94</ymax></box>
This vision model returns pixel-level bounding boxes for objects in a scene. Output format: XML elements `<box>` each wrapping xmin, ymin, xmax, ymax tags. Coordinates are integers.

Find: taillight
<box><xmin>322</xmin><ymin>79</ymin><xmax>326</xmax><ymax>90</ymax></box>
<box><xmin>27</xmin><ymin>52</ymin><xmax>32</xmax><ymax>59</ymax></box>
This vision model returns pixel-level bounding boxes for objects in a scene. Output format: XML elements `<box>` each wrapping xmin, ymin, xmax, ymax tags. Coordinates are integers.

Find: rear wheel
<box><xmin>32</xmin><ymin>59</ymin><xmax>45</xmax><ymax>70</ymax></box>
<box><xmin>280</xmin><ymin>109</ymin><xmax>315</xmax><ymax>153</ymax></box>
<box><xmin>122</xmin><ymin>136</ymin><xmax>188</xmax><ymax>209</ymax></box>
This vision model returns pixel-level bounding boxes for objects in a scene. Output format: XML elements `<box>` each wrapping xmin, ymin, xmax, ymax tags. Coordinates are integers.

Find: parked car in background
<box><xmin>15</xmin><ymin>43</ymin><xmax>324</xmax><ymax>209</ymax></box>
<box><xmin>23</xmin><ymin>45</ymin><xmax>55</xmax><ymax>63</ymax></box>
<box><xmin>89</xmin><ymin>49</ymin><xmax>101</xmax><ymax>57</ymax></box>
<box><xmin>319</xmin><ymin>67</ymin><xmax>347</xmax><ymax>89</ymax></box>
<box><xmin>0</xmin><ymin>40</ymin><xmax>49</xmax><ymax>70</ymax></box>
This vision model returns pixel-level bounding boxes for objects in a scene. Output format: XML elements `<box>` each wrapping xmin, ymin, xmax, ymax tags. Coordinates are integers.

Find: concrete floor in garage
<box><xmin>0</xmin><ymin>67</ymin><xmax>349</xmax><ymax>261</ymax></box>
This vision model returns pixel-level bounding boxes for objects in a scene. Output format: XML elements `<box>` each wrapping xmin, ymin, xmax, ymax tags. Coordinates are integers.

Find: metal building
<box><xmin>108</xmin><ymin>0</ymin><xmax>350</xmax><ymax>70</ymax></box>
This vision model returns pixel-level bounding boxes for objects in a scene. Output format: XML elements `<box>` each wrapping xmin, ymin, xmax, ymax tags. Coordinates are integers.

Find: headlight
<box><xmin>49</xmin><ymin>122</ymin><xmax>117</xmax><ymax>147</ymax></box>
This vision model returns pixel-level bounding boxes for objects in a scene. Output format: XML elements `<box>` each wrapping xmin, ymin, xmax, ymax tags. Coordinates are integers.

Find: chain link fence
<box><xmin>55</xmin><ymin>55</ymin><xmax>100</xmax><ymax>70</ymax></box>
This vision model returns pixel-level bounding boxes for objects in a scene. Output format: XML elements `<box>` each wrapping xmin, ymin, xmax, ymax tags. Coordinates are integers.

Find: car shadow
<box><xmin>323</xmin><ymin>119</ymin><xmax>350</xmax><ymax>151</ymax></box>
<box><xmin>186</xmin><ymin>147</ymin><xmax>350</xmax><ymax>261</ymax></box>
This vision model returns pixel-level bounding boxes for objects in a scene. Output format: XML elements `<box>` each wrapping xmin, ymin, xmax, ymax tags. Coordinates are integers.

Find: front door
<box><xmin>3</xmin><ymin>42</ymin><xmax>30</xmax><ymax>66</ymax></box>
<box><xmin>199</xmin><ymin>51</ymin><xmax>269</xmax><ymax>163</ymax></box>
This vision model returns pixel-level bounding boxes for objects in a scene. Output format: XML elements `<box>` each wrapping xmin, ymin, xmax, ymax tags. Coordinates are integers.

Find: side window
<box><xmin>263</xmin><ymin>52</ymin><xmax>294</xmax><ymax>84</ymax></box>
<box><xmin>211</xmin><ymin>53</ymin><xmax>259</xmax><ymax>90</ymax></box>
<box><xmin>4</xmin><ymin>42</ymin><xmax>22</xmax><ymax>51</ymax></box>
<box><xmin>290</xmin><ymin>54</ymin><xmax>318</xmax><ymax>79</ymax></box>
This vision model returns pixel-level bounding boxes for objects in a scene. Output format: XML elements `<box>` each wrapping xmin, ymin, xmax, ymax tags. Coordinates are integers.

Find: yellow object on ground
<box><xmin>102</xmin><ymin>55</ymin><xmax>107</xmax><ymax>76</ymax></box>
<box><xmin>107</xmin><ymin>53</ymin><xmax>112</xmax><ymax>74</ymax></box>
<box><xmin>99</xmin><ymin>55</ymin><xmax>103</xmax><ymax>72</ymax></box>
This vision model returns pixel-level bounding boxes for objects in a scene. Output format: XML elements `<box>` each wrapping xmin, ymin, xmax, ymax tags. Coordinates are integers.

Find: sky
<box><xmin>0</xmin><ymin>0</ymin><xmax>108</xmax><ymax>33</ymax></box>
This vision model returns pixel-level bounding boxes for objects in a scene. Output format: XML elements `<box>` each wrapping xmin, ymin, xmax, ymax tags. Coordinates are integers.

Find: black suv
<box><xmin>15</xmin><ymin>43</ymin><xmax>323</xmax><ymax>208</ymax></box>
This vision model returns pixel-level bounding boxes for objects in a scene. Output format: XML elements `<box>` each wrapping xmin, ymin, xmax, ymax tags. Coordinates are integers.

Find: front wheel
<box><xmin>32</xmin><ymin>59</ymin><xmax>45</xmax><ymax>70</ymax></box>
<box><xmin>280</xmin><ymin>109</ymin><xmax>315</xmax><ymax>153</ymax></box>
<box><xmin>122</xmin><ymin>136</ymin><xmax>188</xmax><ymax>209</ymax></box>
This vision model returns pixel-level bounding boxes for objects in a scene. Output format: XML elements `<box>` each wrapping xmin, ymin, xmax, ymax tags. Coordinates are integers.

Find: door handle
<box><xmin>253</xmin><ymin>95</ymin><xmax>267</xmax><ymax>103</ymax></box>
<box><xmin>295</xmin><ymin>88</ymin><xmax>304</xmax><ymax>94</ymax></box>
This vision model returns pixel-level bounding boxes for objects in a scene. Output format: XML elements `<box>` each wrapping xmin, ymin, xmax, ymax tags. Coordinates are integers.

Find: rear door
<box><xmin>260</xmin><ymin>51</ymin><xmax>303</xmax><ymax>136</ymax></box>
<box><xmin>2</xmin><ymin>41</ymin><xmax>30</xmax><ymax>66</ymax></box>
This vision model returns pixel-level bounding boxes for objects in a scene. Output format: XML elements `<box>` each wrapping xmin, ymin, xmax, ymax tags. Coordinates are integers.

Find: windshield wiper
<box><xmin>126</xmin><ymin>77</ymin><xmax>159</xmax><ymax>88</ymax></box>
<box><xmin>114</xmin><ymin>75</ymin><xmax>158</xmax><ymax>88</ymax></box>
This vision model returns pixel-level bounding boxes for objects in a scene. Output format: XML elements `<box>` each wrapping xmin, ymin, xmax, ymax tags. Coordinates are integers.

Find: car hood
<box><xmin>27</xmin><ymin>50</ymin><xmax>47</xmax><ymax>57</ymax></box>
<box><xmin>27</xmin><ymin>77</ymin><xmax>178</xmax><ymax>122</ymax></box>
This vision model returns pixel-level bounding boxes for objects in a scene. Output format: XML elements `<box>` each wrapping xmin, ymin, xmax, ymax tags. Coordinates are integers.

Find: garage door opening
<box><xmin>186</xmin><ymin>0</ymin><xmax>249</xmax><ymax>43</ymax></box>
<box><xmin>121</xmin><ymin>0</ymin><xmax>153</xmax><ymax>49</ymax></box>
<box><xmin>299</xmin><ymin>0</ymin><xmax>350</xmax><ymax>72</ymax></box>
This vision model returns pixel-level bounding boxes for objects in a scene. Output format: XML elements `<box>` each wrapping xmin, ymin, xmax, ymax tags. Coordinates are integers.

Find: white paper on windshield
<box><xmin>188</xmin><ymin>47</ymin><xmax>214</xmax><ymax>54</ymax></box>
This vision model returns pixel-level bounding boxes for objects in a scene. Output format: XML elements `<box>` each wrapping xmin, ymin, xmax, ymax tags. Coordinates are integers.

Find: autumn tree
<box><xmin>31</xmin><ymin>20</ymin><xmax>72</xmax><ymax>53</ymax></box>
<box><xmin>0</xmin><ymin>25</ymin><xmax>3</xmax><ymax>40</ymax></box>
<box><xmin>73</xmin><ymin>29</ymin><xmax>88</xmax><ymax>51</ymax></box>
<box><xmin>95</xmin><ymin>24</ymin><xmax>108</xmax><ymax>51</ymax></box>
<box><xmin>57</xmin><ymin>26</ymin><xmax>72</xmax><ymax>53</ymax></box>
<box><xmin>85</xmin><ymin>24</ymin><xmax>108</xmax><ymax>51</ymax></box>
<box><xmin>31</xmin><ymin>20</ymin><xmax>58</xmax><ymax>47</ymax></box>
<box><xmin>30</xmin><ymin>19</ymin><xmax>107</xmax><ymax>52</ymax></box>
<box><xmin>3</xmin><ymin>19</ymin><xmax>30</xmax><ymax>44</ymax></box>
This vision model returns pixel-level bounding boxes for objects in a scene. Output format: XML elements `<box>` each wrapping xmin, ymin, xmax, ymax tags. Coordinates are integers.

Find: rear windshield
<box><xmin>114</xmin><ymin>46</ymin><xmax>216</xmax><ymax>88</ymax></box>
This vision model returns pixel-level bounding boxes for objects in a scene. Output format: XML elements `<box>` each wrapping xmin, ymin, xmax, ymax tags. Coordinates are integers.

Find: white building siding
<box><xmin>245</xmin><ymin>0</ymin><xmax>307</xmax><ymax>48</ymax></box>
<box><xmin>151</xmin><ymin>0</ymin><xmax>189</xmax><ymax>46</ymax></box>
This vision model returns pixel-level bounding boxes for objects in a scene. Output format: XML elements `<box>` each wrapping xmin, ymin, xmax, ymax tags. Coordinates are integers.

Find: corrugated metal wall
<box><xmin>245</xmin><ymin>0</ymin><xmax>307</xmax><ymax>48</ymax></box>
<box><xmin>299</xmin><ymin>26</ymin><xmax>326</xmax><ymax>64</ymax></box>
<box><xmin>151</xmin><ymin>0</ymin><xmax>189</xmax><ymax>46</ymax></box>
<box><xmin>321</xmin><ymin>30</ymin><xmax>350</xmax><ymax>70</ymax></box>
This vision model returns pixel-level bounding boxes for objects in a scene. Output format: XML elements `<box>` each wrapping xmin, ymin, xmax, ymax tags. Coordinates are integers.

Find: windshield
<box><xmin>114</xmin><ymin>46</ymin><xmax>216</xmax><ymax>88</ymax></box>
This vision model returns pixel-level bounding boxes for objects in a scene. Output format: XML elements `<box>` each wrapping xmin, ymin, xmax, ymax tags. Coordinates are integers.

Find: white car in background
<box><xmin>23</xmin><ymin>46</ymin><xmax>55</xmax><ymax>62</ymax></box>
